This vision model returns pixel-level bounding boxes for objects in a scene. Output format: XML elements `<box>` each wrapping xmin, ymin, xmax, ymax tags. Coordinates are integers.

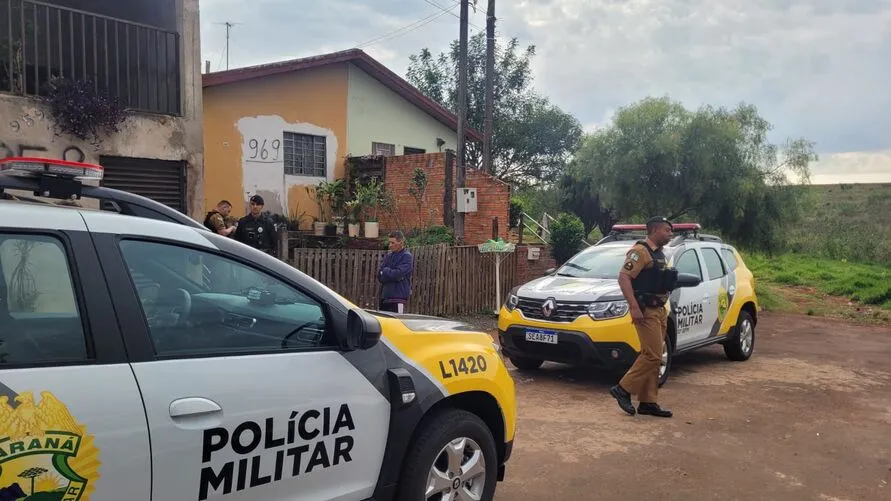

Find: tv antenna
<box><xmin>215</xmin><ymin>21</ymin><xmax>241</xmax><ymax>70</ymax></box>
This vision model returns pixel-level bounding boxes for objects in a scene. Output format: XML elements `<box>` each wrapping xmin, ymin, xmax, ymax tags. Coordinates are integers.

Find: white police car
<box><xmin>498</xmin><ymin>223</ymin><xmax>760</xmax><ymax>386</ymax></box>
<box><xmin>0</xmin><ymin>158</ymin><xmax>517</xmax><ymax>501</ymax></box>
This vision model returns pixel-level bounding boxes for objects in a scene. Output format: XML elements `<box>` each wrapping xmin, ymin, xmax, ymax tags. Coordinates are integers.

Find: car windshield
<box><xmin>554</xmin><ymin>246</ymin><xmax>632</xmax><ymax>279</ymax></box>
<box><xmin>557</xmin><ymin>243</ymin><xmax>681</xmax><ymax>279</ymax></box>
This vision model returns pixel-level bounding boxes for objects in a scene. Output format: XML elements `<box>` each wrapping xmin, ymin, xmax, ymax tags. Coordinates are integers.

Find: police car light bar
<box><xmin>0</xmin><ymin>156</ymin><xmax>104</xmax><ymax>181</ymax></box>
<box><xmin>611</xmin><ymin>223</ymin><xmax>701</xmax><ymax>232</ymax></box>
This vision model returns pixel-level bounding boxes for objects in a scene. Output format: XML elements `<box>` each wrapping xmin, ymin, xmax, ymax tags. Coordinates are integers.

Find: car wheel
<box><xmin>396</xmin><ymin>408</ymin><xmax>498</xmax><ymax>501</ymax></box>
<box><xmin>658</xmin><ymin>335</ymin><xmax>673</xmax><ymax>387</ymax></box>
<box><xmin>723</xmin><ymin>310</ymin><xmax>755</xmax><ymax>361</ymax></box>
<box><xmin>509</xmin><ymin>356</ymin><xmax>544</xmax><ymax>371</ymax></box>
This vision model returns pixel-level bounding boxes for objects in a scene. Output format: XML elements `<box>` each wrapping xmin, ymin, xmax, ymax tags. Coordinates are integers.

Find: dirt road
<box><xmin>493</xmin><ymin>312</ymin><xmax>891</xmax><ymax>501</ymax></box>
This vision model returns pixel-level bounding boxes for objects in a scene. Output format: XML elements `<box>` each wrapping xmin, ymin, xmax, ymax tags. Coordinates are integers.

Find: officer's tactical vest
<box><xmin>631</xmin><ymin>240</ymin><xmax>670</xmax><ymax>295</ymax></box>
<box><xmin>203</xmin><ymin>211</ymin><xmax>221</xmax><ymax>232</ymax></box>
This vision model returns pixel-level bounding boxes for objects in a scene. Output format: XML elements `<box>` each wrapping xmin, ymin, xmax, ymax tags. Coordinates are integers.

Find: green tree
<box><xmin>558</xmin><ymin>169</ymin><xmax>619</xmax><ymax>238</ymax></box>
<box><xmin>567</xmin><ymin>96</ymin><xmax>817</xmax><ymax>253</ymax></box>
<box><xmin>406</xmin><ymin>32</ymin><xmax>582</xmax><ymax>185</ymax></box>
<box><xmin>548</xmin><ymin>213</ymin><xmax>586</xmax><ymax>265</ymax></box>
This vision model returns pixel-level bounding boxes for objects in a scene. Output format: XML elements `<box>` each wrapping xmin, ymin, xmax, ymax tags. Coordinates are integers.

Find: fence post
<box><xmin>278</xmin><ymin>228</ymin><xmax>289</xmax><ymax>262</ymax></box>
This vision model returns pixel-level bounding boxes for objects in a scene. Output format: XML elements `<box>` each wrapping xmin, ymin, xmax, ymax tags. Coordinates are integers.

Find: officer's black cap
<box><xmin>646</xmin><ymin>216</ymin><xmax>673</xmax><ymax>230</ymax></box>
<box><xmin>249</xmin><ymin>194</ymin><xmax>264</xmax><ymax>205</ymax></box>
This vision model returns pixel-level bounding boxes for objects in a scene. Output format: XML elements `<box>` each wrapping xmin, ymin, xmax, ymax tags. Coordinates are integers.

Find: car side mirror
<box><xmin>675</xmin><ymin>272</ymin><xmax>702</xmax><ymax>288</ymax></box>
<box><xmin>544</xmin><ymin>267</ymin><xmax>556</xmax><ymax>276</ymax></box>
<box><xmin>346</xmin><ymin>308</ymin><xmax>382</xmax><ymax>350</ymax></box>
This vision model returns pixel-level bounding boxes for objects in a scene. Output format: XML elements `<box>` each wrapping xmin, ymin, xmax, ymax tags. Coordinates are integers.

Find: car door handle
<box><xmin>728</xmin><ymin>286</ymin><xmax>736</xmax><ymax>295</ymax></box>
<box><xmin>169</xmin><ymin>397</ymin><xmax>222</xmax><ymax>418</ymax></box>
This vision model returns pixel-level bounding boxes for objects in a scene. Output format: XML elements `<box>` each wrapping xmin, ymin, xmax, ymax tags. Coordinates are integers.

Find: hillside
<box><xmin>787</xmin><ymin>182</ymin><xmax>891</xmax><ymax>266</ymax></box>
<box><xmin>746</xmin><ymin>182</ymin><xmax>891</xmax><ymax>323</ymax></box>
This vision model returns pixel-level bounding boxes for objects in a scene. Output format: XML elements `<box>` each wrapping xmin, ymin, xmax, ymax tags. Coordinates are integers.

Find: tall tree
<box><xmin>406</xmin><ymin>32</ymin><xmax>582</xmax><ymax>185</ymax></box>
<box><xmin>567</xmin><ymin>96</ymin><xmax>818</xmax><ymax>252</ymax></box>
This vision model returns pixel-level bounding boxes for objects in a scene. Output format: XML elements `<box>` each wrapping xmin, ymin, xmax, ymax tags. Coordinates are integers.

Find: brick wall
<box><xmin>377</xmin><ymin>153</ymin><xmax>448</xmax><ymax>234</ymax></box>
<box><xmin>465</xmin><ymin>169</ymin><xmax>510</xmax><ymax>245</ymax></box>
<box><xmin>377</xmin><ymin>152</ymin><xmax>510</xmax><ymax>245</ymax></box>
<box><xmin>513</xmin><ymin>244</ymin><xmax>557</xmax><ymax>285</ymax></box>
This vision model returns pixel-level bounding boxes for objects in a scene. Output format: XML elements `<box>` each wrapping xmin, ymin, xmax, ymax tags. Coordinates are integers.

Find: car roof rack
<box><xmin>595</xmin><ymin>222</ymin><xmax>723</xmax><ymax>246</ymax></box>
<box><xmin>0</xmin><ymin>157</ymin><xmax>204</xmax><ymax>229</ymax></box>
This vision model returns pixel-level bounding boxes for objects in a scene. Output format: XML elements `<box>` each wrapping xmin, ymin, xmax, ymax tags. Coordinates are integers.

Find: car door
<box><xmin>0</xmin><ymin>217</ymin><xmax>151</xmax><ymax>501</ymax></box>
<box><xmin>697</xmin><ymin>246</ymin><xmax>729</xmax><ymax>339</ymax></box>
<box><xmin>91</xmin><ymin>232</ymin><xmax>391</xmax><ymax>501</ymax></box>
<box><xmin>669</xmin><ymin>247</ymin><xmax>711</xmax><ymax>348</ymax></box>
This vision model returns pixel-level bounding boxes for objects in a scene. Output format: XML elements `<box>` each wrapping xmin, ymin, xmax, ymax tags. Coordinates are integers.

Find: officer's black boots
<box><xmin>638</xmin><ymin>402</ymin><xmax>673</xmax><ymax>418</ymax></box>
<box><xmin>609</xmin><ymin>385</ymin><xmax>636</xmax><ymax>416</ymax></box>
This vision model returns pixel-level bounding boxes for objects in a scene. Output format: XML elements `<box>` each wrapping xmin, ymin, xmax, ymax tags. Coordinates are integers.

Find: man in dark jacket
<box><xmin>233</xmin><ymin>194</ymin><xmax>279</xmax><ymax>257</ymax></box>
<box><xmin>378</xmin><ymin>231</ymin><xmax>413</xmax><ymax>313</ymax></box>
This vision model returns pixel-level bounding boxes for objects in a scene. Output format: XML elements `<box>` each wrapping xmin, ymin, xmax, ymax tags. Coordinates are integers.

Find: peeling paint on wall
<box><xmin>235</xmin><ymin>114</ymin><xmax>337</xmax><ymax>216</ymax></box>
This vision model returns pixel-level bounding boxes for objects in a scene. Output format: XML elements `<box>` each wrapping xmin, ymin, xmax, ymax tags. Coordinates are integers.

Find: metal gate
<box><xmin>99</xmin><ymin>156</ymin><xmax>186</xmax><ymax>212</ymax></box>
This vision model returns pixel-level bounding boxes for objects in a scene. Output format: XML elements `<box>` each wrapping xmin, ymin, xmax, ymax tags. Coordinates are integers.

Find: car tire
<box><xmin>396</xmin><ymin>408</ymin><xmax>498</xmax><ymax>501</ymax></box>
<box><xmin>723</xmin><ymin>310</ymin><xmax>755</xmax><ymax>361</ymax></box>
<box><xmin>509</xmin><ymin>356</ymin><xmax>543</xmax><ymax>371</ymax></box>
<box><xmin>658</xmin><ymin>334</ymin><xmax>673</xmax><ymax>388</ymax></box>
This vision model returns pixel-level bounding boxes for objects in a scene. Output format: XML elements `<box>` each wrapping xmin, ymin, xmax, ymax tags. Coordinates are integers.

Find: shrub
<box><xmin>549</xmin><ymin>212</ymin><xmax>585</xmax><ymax>265</ymax></box>
<box><xmin>509</xmin><ymin>197</ymin><xmax>527</xmax><ymax>229</ymax></box>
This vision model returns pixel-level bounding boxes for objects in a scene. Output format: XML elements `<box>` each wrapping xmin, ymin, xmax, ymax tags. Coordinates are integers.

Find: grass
<box><xmin>786</xmin><ymin>183</ymin><xmax>891</xmax><ymax>265</ymax></box>
<box><xmin>746</xmin><ymin>253</ymin><xmax>891</xmax><ymax>306</ymax></box>
<box><xmin>743</xmin><ymin>182</ymin><xmax>891</xmax><ymax>324</ymax></box>
<box><xmin>743</xmin><ymin>252</ymin><xmax>891</xmax><ymax>323</ymax></box>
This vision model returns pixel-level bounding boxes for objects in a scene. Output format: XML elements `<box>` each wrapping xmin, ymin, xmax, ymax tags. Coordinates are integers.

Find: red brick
<box><xmin>513</xmin><ymin>245</ymin><xmax>557</xmax><ymax>285</ymax></box>
<box><xmin>376</xmin><ymin>152</ymin><xmax>511</xmax><ymax>245</ymax></box>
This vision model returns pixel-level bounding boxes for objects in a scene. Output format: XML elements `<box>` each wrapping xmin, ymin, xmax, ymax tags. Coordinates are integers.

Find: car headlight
<box><xmin>504</xmin><ymin>293</ymin><xmax>519</xmax><ymax>311</ymax></box>
<box><xmin>587</xmin><ymin>300</ymin><xmax>630</xmax><ymax>320</ymax></box>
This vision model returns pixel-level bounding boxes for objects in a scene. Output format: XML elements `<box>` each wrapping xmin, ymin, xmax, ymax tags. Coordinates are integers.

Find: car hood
<box><xmin>516</xmin><ymin>276</ymin><xmax>624</xmax><ymax>302</ymax></box>
<box><xmin>372</xmin><ymin>311</ymin><xmax>484</xmax><ymax>333</ymax></box>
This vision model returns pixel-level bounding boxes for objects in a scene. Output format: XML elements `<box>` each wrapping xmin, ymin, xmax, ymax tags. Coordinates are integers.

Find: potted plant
<box><xmin>316</xmin><ymin>179</ymin><xmax>345</xmax><ymax>237</ymax></box>
<box><xmin>344</xmin><ymin>200</ymin><xmax>361</xmax><ymax>237</ymax></box>
<box><xmin>356</xmin><ymin>178</ymin><xmax>382</xmax><ymax>239</ymax></box>
<box><xmin>305</xmin><ymin>186</ymin><xmax>326</xmax><ymax>236</ymax></box>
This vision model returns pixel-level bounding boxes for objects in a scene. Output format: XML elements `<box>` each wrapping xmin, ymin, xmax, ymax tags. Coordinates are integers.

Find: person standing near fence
<box><xmin>378</xmin><ymin>231</ymin><xmax>413</xmax><ymax>313</ymax></box>
<box><xmin>233</xmin><ymin>195</ymin><xmax>279</xmax><ymax>258</ymax></box>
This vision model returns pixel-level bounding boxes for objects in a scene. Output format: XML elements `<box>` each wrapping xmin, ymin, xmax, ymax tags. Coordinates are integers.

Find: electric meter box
<box><xmin>457</xmin><ymin>187</ymin><xmax>478</xmax><ymax>212</ymax></box>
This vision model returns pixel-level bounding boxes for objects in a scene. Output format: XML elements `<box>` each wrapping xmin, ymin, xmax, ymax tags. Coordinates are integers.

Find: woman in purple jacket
<box><xmin>378</xmin><ymin>231</ymin><xmax>413</xmax><ymax>313</ymax></box>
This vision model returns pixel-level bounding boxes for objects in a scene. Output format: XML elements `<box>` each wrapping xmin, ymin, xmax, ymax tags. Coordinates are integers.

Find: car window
<box><xmin>721</xmin><ymin>248</ymin><xmax>738</xmax><ymax>270</ymax></box>
<box><xmin>555</xmin><ymin>245</ymin><xmax>635</xmax><ymax>279</ymax></box>
<box><xmin>700</xmin><ymin>248</ymin><xmax>726</xmax><ymax>281</ymax></box>
<box><xmin>674</xmin><ymin>249</ymin><xmax>702</xmax><ymax>280</ymax></box>
<box><xmin>117</xmin><ymin>239</ymin><xmax>333</xmax><ymax>357</ymax></box>
<box><xmin>0</xmin><ymin>233</ymin><xmax>89</xmax><ymax>365</ymax></box>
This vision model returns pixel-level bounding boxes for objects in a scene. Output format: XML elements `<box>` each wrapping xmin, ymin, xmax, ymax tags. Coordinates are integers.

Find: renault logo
<box><xmin>542</xmin><ymin>298</ymin><xmax>556</xmax><ymax>318</ymax></box>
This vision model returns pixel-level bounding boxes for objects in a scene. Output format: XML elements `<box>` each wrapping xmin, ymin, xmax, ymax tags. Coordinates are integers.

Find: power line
<box><xmin>424</xmin><ymin>0</ymin><xmax>482</xmax><ymax>30</ymax></box>
<box><xmin>355</xmin><ymin>2</ymin><xmax>458</xmax><ymax>48</ymax></box>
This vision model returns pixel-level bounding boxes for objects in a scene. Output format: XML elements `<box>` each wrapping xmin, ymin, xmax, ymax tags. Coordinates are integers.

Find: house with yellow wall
<box><xmin>201</xmin><ymin>48</ymin><xmax>481</xmax><ymax>225</ymax></box>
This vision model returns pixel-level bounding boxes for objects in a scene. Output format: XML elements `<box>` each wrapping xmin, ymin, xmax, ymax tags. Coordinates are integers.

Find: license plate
<box><xmin>525</xmin><ymin>329</ymin><xmax>558</xmax><ymax>344</ymax></box>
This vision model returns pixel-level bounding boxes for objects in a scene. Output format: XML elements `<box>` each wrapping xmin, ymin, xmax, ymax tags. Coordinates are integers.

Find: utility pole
<box><xmin>484</xmin><ymin>0</ymin><xmax>495</xmax><ymax>176</ymax></box>
<box><xmin>224</xmin><ymin>22</ymin><xmax>234</xmax><ymax>70</ymax></box>
<box><xmin>454</xmin><ymin>0</ymin><xmax>469</xmax><ymax>242</ymax></box>
<box><xmin>216</xmin><ymin>21</ymin><xmax>239</xmax><ymax>70</ymax></box>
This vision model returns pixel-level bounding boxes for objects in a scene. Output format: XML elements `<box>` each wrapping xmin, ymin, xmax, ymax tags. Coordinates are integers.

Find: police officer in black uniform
<box><xmin>233</xmin><ymin>195</ymin><xmax>279</xmax><ymax>257</ymax></box>
<box><xmin>609</xmin><ymin>216</ymin><xmax>677</xmax><ymax>418</ymax></box>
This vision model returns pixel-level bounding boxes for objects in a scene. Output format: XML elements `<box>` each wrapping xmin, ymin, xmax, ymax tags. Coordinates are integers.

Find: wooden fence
<box><xmin>286</xmin><ymin>244</ymin><xmax>518</xmax><ymax>316</ymax></box>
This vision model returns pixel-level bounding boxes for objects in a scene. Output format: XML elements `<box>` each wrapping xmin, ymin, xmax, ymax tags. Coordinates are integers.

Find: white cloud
<box><xmin>198</xmin><ymin>0</ymin><xmax>891</xmax><ymax>183</ymax></box>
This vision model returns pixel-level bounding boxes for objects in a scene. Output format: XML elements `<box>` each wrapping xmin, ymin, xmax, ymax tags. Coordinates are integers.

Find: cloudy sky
<box><xmin>198</xmin><ymin>0</ymin><xmax>891</xmax><ymax>184</ymax></box>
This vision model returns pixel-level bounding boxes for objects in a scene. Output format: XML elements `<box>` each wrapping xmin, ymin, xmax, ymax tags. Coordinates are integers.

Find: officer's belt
<box><xmin>635</xmin><ymin>292</ymin><xmax>666</xmax><ymax>308</ymax></box>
